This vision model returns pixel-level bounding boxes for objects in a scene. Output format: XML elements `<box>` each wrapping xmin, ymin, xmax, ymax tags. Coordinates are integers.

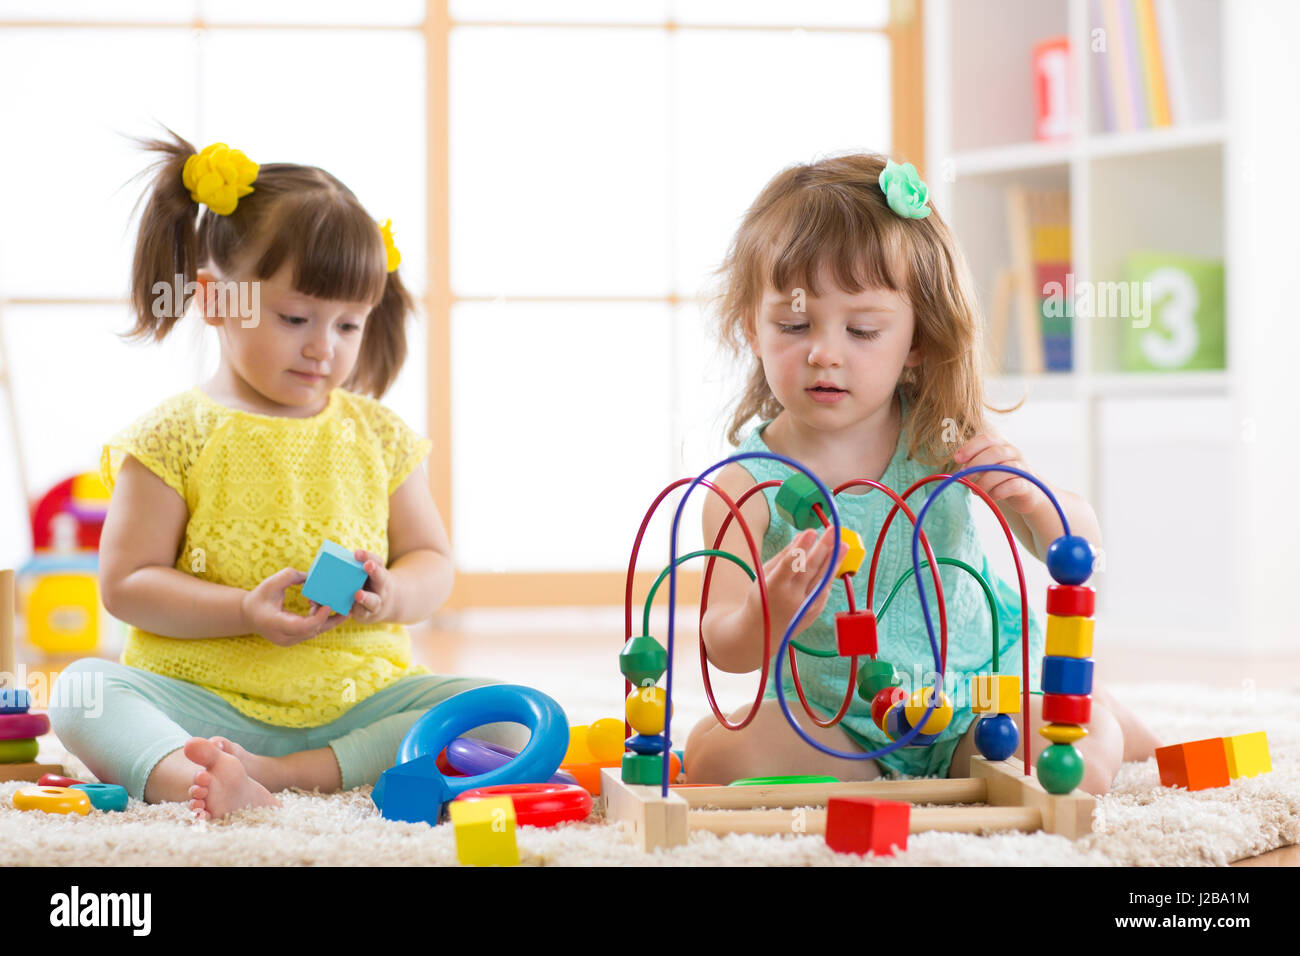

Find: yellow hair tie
<box><xmin>378</xmin><ymin>219</ymin><xmax>401</xmax><ymax>273</ymax></box>
<box><xmin>182</xmin><ymin>143</ymin><xmax>258</xmax><ymax>216</ymax></box>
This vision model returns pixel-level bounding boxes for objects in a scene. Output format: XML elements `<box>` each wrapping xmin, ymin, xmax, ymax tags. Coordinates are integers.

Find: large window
<box><xmin>0</xmin><ymin>1</ymin><xmax>915</xmax><ymax>607</ymax></box>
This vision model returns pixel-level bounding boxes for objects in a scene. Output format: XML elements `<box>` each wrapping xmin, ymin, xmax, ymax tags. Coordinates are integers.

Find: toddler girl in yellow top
<box><xmin>50</xmin><ymin>130</ymin><xmax>505</xmax><ymax>820</ymax></box>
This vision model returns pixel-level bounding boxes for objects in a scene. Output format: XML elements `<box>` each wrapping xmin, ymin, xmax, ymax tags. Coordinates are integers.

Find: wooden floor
<box><xmin>411</xmin><ymin>606</ymin><xmax>1299</xmax><ymax>867</ymax></box>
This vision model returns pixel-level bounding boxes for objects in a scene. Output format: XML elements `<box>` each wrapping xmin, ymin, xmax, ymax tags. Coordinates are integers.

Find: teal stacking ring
<box><xmin>71</xmin><ymin>783</ymin><xmax>129</xmax><ymax>812</ymax></box>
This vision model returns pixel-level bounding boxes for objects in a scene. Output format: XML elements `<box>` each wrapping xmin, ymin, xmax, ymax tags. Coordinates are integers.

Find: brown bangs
<box><xmin>758</xmin><ymin>179</ymin><xmax>910</xmax><ymax>300</ymax></box>
<box><xmin>244</xmin><ymin>180</ymin><xmax>388</xmax><ymax>306</ymax></box>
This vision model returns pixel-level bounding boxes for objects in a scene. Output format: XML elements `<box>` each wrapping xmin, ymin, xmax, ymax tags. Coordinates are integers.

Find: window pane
<box><xmin>672</xmin><ymin>29</ymin><xmax>891</xmax><ymax>297</ymax></box>
<box><xmin>0</xmin><ymin>1</ymin><xmax>196</xmax><ymax>20</ymax></box>
<box><xmin>450</xmin><ymin>27</ymin><xmax>670</xmax><ymax>297</ymax></box>
<box><xmin>672</xmin><ymin>0</ymin><xmax>888</xmax><ymax>27</ymax></box>
<box><xmin>197</xmin><ymin>0</ymin><xmax>424</xmax><ymax>25</ymax></box>
<box><xmin>198</xmin><ymin>29</ymin><xmax>427</xmax><ymax>295</ymax></box>
<box><xmin>4</xmin><ymin>303</ymin><xmax>213</xmax><ymax>497</ymax></box>
<box><xmin>450</xmin><ymin>1</ymin><xmax>668</xmax><ymax>23</ymax></box>
<box><xmin>0</xmin><ymin>29</ymin><xmax>197</xmax><ymax>297</ymax></box>
<box><xmin>450</xmin><ymin>301</ymin><xmax>673</xmax><ymax>572</ymax></box>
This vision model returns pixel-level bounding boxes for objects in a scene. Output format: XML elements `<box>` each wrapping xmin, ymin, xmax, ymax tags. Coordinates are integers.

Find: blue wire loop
<box><xmin>661</xmin><ymin>457</ymin><xmax>1072</xmax><ymax>795</ymax></box>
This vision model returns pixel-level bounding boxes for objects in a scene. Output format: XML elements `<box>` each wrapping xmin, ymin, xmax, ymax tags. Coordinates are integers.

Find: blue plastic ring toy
<box><xmin>71</xmin><ymin>783</ymin><xmax>129</xmax><ymax>812</ymax></box>
<box><xmin>396</xmin><ymin>684</ymin><xmax>569</xmax><ymax>804</ymax></box>
<box><xmin>446</xmin><ymin>737</ymin><xmax>579</xmax><ymax>786</ymax></box>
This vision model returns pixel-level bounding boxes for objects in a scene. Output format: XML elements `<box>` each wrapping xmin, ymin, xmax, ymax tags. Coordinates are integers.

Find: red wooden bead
<box><xmin>1046</xmin><ymin>584</ymin><xmax>1095</xmax><ymax>617</ymax></box>
<box><xmin>825</xmin><ymin>797</ymin><xmax>910</xmax><ymax>856</ymax></box>
<box><xmin>835</xmin><ymin>610</ymin><xmax>878</xmax><ymax>657</ymax></box>
<box><xmin>871</xmin><ymin>685</ymin><xmax>907</xmax><ymax>730</ymax></box>
<box><xmin>1041</xmin><ymin>693</ymin><xmax>1091</xmax><ymax>725</ymax></box>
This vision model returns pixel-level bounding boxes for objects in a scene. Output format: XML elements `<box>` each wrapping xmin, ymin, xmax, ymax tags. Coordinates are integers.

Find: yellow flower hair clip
<box><xmin>182</xmin><ymin>143</ymin><xmax>258</xmax><ymax>216</ymax></box>
<box><xmin>378</xmin><ymin>219</ymin><xmax>401</xmax><ymax>273</ymax></box>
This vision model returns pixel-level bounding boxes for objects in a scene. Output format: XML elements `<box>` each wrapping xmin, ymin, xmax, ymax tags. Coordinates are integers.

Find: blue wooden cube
<box><xmin>1041</xmin><ymin>655</ymin><xmax>1094</xmax><ymax>696</ymax></box>
<box><xmin>372</xmin><ymin>755</ymin><xmax>448</xmax><ymax>825</ymax></box>
<box><xmin>302</xmin><ymin>540</ymin><xmax>369</xmax><ymax>615</ymax></box>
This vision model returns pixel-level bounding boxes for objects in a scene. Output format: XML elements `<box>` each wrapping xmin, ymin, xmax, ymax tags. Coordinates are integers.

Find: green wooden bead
<box><xmin>0</xmin><ymin>738</ymin><xmax>38</xmax><ymax>763</ymax></box>
<box><xmin>774</xmin><ymin>474</ymin><xmax>831</xmax><ymax>531</ymax></box>
<box><xmin>1037</xmin><ymin>742</ymin><xmax>1086</xmax><ymax>794</ymax></box>
<box><xmin>621</xmin><ymin>752</ymin><xmax>669</xmax><ymax>786</ymax></box>
<box><xmin>619</xmin><ymin>635</ymin><xmax>667</xmax><ymax>687</ymax></box>
<box><xmin>856</xmin><ymin>659</ymin><xmax>900</xmax><ymax>701</ymax></box>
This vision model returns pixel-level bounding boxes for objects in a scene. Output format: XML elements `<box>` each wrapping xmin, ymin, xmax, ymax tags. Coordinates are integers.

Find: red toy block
<box><xmin>1041</xmin><ymin>693</ymin><xmax>1091</xmax><ymax>725</ymax></box>
<box><xmin>825</xmin><ymin>797</ymin><xmax>909</xmax><ymax>856</ymax></box>
<box><xmin>1155</xmin><ymin>738</ymin><xmax>1230</xmax><ymax>791</ymax></box>
<box><xmin>1045</xmin><ymin>584</ymin><xmax>1095</xmax><ymax>617</ymax></box>
<box><xmin>835</xmin><ymin>610</ymin><xmax>878</xmax><ymax>657</ymax></box>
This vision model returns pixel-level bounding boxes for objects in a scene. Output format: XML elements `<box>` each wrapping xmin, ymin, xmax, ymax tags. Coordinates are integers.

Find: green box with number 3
<box><xmin>1121</xmin><ymin>252</ymin><xmax>1225</xmax><ymax>372</ymax></box>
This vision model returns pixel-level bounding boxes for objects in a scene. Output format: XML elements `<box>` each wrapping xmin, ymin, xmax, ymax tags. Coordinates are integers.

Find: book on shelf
<box><xmin>1091</xmin><ymin>0</ymin><xmax>1211</xmax><ymax>132</ymax></box>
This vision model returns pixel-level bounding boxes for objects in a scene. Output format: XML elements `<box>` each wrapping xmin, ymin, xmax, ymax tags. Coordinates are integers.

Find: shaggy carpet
<box><xmin>2</xmin><ymin>682</ymin><xmax>1296</xmax><ymax>866</ymax></box>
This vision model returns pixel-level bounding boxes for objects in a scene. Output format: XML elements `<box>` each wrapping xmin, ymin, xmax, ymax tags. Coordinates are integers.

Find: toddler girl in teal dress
<box><xmin>684</xmin><ymin>154</ymin><xmax>1160</xmax><ymax>795</ymax></box>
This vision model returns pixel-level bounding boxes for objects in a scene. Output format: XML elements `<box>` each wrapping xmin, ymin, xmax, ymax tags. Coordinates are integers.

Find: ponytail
<box><xmin>123</xmin><ymin>126</ymin><xmax>201</xmax><ymax>343</ymax></box>
<box><xmin>345</xmin><ymin>268</ymin><xmax>416</xmax><ymax>398</ymax></box>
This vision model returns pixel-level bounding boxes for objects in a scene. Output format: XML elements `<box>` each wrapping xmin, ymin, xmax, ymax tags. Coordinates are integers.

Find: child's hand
<box><xmin>243</xmin><ymin>568</ymin><xmax>346</xmax><ymax>647</ymax></box>
<box><xmin>751</xmin><ymin>528</ymin><xmax>846</xmax><ymax>636</ymax></box>
<box><xmin>953</xmin><ymin>431</ymin><xmax>1042</xmax><ymax>515</ymax></box>
<box><xmin>341</xmin><ymin>549</ymin><xmax>393</xmax><ymax>625</ymax></box>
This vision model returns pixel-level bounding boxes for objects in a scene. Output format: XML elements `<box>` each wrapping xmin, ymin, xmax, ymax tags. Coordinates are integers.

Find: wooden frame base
<box><xmin>601</xmin><ymin>756</ymin><xmax>1097</xmax><ymax>851</ymax></box>
<box><xmin>0</xmin><ymin>762</ymin><xmax>64</xmax><ymax>783</ymax></box>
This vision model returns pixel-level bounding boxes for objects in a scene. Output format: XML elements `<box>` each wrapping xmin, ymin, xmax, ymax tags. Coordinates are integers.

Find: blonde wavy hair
<box><xmin>711</xmin><ymin>152</ymin><xmax>1020</xmax><ymax>471</ymax></box>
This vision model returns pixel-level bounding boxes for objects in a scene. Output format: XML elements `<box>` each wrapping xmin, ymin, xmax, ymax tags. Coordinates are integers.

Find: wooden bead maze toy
<box><xmin>605</xmin><ymin>453</ymin><xmax>1100</xmax><ymax>853</ymax></box>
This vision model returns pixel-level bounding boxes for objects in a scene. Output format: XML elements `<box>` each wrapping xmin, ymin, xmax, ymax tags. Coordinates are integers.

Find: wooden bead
<box><xmin>835</xmin><ymin>610</ymin><xmax>877</xmax><ymax>657</ymax></box>
<box><xmin>625</xmin><ymin>686</ymin><xmax>669</xmax><ymax>736</ymax></box>
<box><xmin>1041</xmin><ymin>693</ymin><xmax>1091</xmax><ymax>725</ymax></box>
<box><xmin>904</xmin><ymin>687</ymin><xmax>952</xmax><ymax>734</ymax></box>
<box><xmin>1038</xmin><ymin>722</ymin><xmax>1088</xmax><ymax>745</ymax></box>
<box><xmin>835</xmin><ymin>528</ymin><xmax>866</xmax><ymax>577</ymax></box>
<box><xmin>1046</xmin><ymin>584</ymin><xmax>1095</xmax><ymax>617</ymax></box>
<box><xmin>1037</xmin><ymin>744</ymin><xmax>1085</xmax><ymax>794</ymax></box>
<box><xmin>775</xmin><ymin>473</ymin><xmax>831</xmax><ymax>530</ymax></box>
<box><xmin>1041</xmin><ymin>656</ymin><xmax>1094</xmax><ymax>696</ymax></box>
<box><xmin>857</xmin><ymin>658</ymin><xmax>899</xmax><ymax>701</ymax></box>
<box><xmin>970</xmin><ymin>674</ymin><xmax>1021</xmax><ymax>715</ymax></box>
<box><xmin>619</xmin><ymin>635</ymin><xmax>668</xmax><ymax>687</ymax></box>
<box><xmin>1045</xmin><ymin>615</ymin><xmax>1094</xmax><ymax>658</ymax></box>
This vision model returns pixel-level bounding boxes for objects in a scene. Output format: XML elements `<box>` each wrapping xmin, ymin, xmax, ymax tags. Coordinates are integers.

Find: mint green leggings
<box><xmin>47</xmin><ymin>659</ymin><xmax>521</xmax><ymax>801</ymax></box>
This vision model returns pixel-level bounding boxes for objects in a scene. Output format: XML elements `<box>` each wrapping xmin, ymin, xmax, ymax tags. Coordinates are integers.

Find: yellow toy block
<box><xmin>1045</xmin><ymin>614</ymin><xmax>1094</xmax><ymax>658</ymax></box>
<box><xmin>970</xmin><ymin>674</ymin><xmax>1020</xmax><ymax>715</ymax></box>
<box><xmin>835</xmin><ymin>528</ymin><xmax>866</xmax><ymax>577</ymax></box>
<box><xmin>449</xmin><ymin>796</ymin><xmax>518</xmax><ymax>867</ymax></box>
<box><xmin>1223</xmin><ymin>732</ymin><xmax>1271</xmax><ymax>779</ymax></box>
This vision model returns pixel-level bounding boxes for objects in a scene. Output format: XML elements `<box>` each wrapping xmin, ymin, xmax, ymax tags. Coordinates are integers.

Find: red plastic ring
<box><xmin>453</xmin><ymin>783</ymin><xmax>593</xmax><ymax>828</ymax></box>
<box><xmin>0</xmin><ymin>712</ymin><xmax>51</xmax><ymax>740</ymax></box>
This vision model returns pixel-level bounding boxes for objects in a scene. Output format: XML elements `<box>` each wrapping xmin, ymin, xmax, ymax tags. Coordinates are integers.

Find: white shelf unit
<box><xmin>924</xmin><ymin>0</ymin><xmax>1299</xmax><ymax>656</ymax></box>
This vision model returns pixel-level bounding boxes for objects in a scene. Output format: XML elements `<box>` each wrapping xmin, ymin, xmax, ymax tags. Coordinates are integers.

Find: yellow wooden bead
<box><xmin>12</xmin><ymin>785</ymin><xmax>91</xmax><ymax>816</ymax></box>
<box><xmin>1045</xmin><ymin>614</ymin><xmax>1094</xmax><ymax>658</ymax></box>
<box><xmin>586</xmin><ymin>717</ymin><xmax>625</xmax><ymax>763</ymax></box>
<box><xmin>904</xmin><ymin>687</ymin><xmax>952</xmax><ymax>734</ymax></box>
<box><xmin>625</xmin><ymin>686</ymin><xmax>670</xmax><ymax>736</ymax></box>
<box><xmin>1038</xmin><ymin>722</ymin><xmax>1088</xmax><ymax>745</ymax></box>
<box><xmin>835</xmin><ymin>528</ymin><xmax>867</xmax><ymax>577</ymax></box>
<box><xmin>970</xmin><ymin>674</ymin><xmax>1021</xmax><ymax>715</ymax></box>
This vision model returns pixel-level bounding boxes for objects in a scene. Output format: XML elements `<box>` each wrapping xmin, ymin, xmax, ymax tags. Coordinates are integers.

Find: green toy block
<box><xmin>775</xmin><ymin>473</ymin><xmax>830</xmax><ymax>530</ymax></box>
<box><xmin>619</xmin><ymin>635</ymin><xmax>668</xmax><ymax>687</ymax></box>
<box><xmin>621</xmin><ymin>752</ymin><xmax>669</xmax><ymax>786</ymax></box>
<box><xmin>302</xmin><ymin>539</ymin><xmax>369</xmax><ymax>615</ymax></box>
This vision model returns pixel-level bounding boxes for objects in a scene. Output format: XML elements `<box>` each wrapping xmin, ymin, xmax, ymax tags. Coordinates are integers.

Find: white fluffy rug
<box><xmin>3</xmin><ymin>682</ymin><xmax>1296</xmax><ymax>866</ymax></box>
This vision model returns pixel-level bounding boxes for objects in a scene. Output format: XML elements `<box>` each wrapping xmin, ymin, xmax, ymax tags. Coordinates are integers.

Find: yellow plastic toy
<box><xmin>13</xmin><ymin>785</ymin><xmax>91</xmax><ymax>815</ymax></box>
<box><xmin>586</xmin><ymin>718</ymin><xmax>625</xmax><ymax>763</ymax></box>
<box><xmin>448</xmin><ymin>795</ymin><xmax>518</xmax><ymax>866</ymax></box>
<box><xmin>25</xmin><ymin>572</ymin><xmax>100</xmax><ymax>654</ymax></box>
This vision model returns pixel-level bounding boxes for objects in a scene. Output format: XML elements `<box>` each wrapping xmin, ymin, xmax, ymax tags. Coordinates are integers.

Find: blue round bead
<box><xmin>1045</xmin><ymin>535</ymin><xmax>1095</xmax><ymax>586</ymax></box>
<box><xmin>625</xmin><ymin>734</ymin><xmax>667</xmax><ymax>755</ymax></box>
<box><xmin>71</xmin><ymin>783</ymin><xmax>129</xmax><ymax>812</ymax></box>
<box><xmin>974</xmin><ymin>713</ymin><xmax>1020</xmax><ymax>761</ymax></box>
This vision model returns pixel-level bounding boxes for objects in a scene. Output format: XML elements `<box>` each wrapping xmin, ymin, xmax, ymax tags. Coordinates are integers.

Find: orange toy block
<box><xmin>1155</xmin><ymin>737</ymin><xmax>1230</xmax><ymax>791</ymax></box>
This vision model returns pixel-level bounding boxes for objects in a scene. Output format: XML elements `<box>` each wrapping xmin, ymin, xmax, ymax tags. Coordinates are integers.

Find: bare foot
<box><xmin>209</xmin><ymin>736</ymin><xmax>283</xmax><ymax>791</ymax></box>
<box><xmin>184</xmin><ymin>737</ymin><xmax>281</xmax><ymax>820</ymax></box>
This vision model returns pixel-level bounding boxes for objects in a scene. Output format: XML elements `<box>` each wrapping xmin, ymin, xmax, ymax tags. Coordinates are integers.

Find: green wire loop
<box><xmin>789</xmin><ymin>557</ymin><xmax>1000</xmax><ymax>668</ymax></box>
<box><xmin>644</xmin><ymin>549</ymin><xmax>754</xmax><ymax>637</ymax></box>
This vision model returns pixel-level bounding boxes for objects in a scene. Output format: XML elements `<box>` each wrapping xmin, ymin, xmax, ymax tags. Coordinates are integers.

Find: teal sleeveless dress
<box><xmin>731</xmin><ymin>389</ymin><xmax>1046</xmax><ymax>778</ymax></box>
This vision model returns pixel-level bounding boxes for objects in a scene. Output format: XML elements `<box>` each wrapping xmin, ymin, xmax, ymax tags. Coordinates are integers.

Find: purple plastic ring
<box><xmin>445</xmin><ymin>737</ymin><xmax>578</xmax><ymax>786</ymax></box>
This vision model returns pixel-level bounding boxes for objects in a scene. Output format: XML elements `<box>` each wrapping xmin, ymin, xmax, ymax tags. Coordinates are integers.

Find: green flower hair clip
<box><xmin>878</xmin><ymin>159</ymin><xmax>931</xmax><ymax>219</ymax></box>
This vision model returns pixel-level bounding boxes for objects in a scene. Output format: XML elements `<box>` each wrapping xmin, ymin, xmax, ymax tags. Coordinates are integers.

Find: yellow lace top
<box><xmin>99</xmin><ymin>386</ymin><xmax>433</xmax><ymax>728</ymax></box>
